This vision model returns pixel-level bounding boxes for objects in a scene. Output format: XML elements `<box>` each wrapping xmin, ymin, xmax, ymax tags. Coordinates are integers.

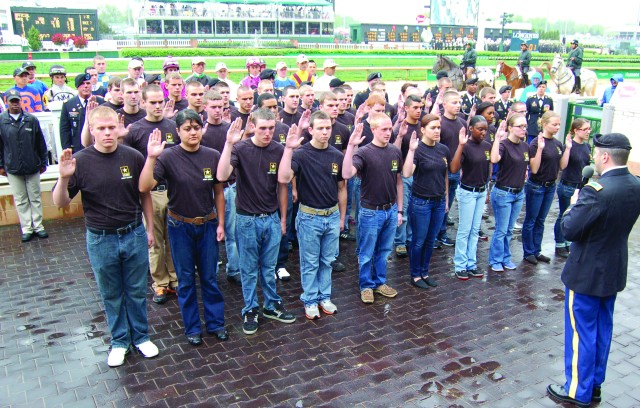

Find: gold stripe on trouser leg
<box><xmin>568</xmin><ymin>289</ymin><xmax>580</xmax><ymax>398</ymax></box>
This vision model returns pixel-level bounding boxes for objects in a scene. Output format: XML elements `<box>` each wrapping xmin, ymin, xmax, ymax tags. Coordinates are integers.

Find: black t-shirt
<box><xmin>562</xmin><ymin>141</ymin><xmax>591</xmax><ymax>184</ymax></box>
<box><xmin>230</xmin><ymin>139</ymin><xmax>284</xmax><ymax>214</ymax></box>
<box><xmin>202</xmin><ymin>121</ymin><xmax>235</xmax><ymax>183</ymax></box>
<box><xmin>439</xmin><ymin>115</ymin><xmax>467</xmax><ymax>165</ymax></box>
<box><xmin>273</xmin><ymin>121</ymin><xmax>290</xmax><ymax>146</ymax></box>
<box><xmin>168</xmin><ymin>98</ymin><xmax>189</xmax><ymax>112</ymax></box>
<box><xmin>64</xmin><ymin>145</ymin><xmax>145</xmax><ymax>230</ymax></box>
<box><xmin>353</xmin><ymin>143</ymin><xmax>402</xmax><ymax>206</ymax></box>
<box><xmin>279</xmin><ymin>109</ymin><xmax>302</xmax><ymax>128</ymax></box>
<box><xmin>292</xmin><ymin>143</ymin><xmax>344</xmax><ymax>209</ymax></box>
<box><xmin>411</xmin><ymin>142</ymin><xmax>451</xmax><ymax>198</ymax></box>
<box><xmin>529</xmin><ymin>136</ymin><xmax>564</xmax><ymax>183</ymax></box>
<box><xmin>460</xmin><ymin>139</ymin><xmax>492</xmax><ymax>187</ymax></box>
<box><xmin>125</xmin><ymin>117</ymin><xmax>178</xmax><ymax>158</ymax></box>
<box><xmin>101</xmin><ymin>101</ymin><xmax>123</xmax><ymax>111</ymax></box>
<box><xmin>154</xmin><ymin>145</ymin><xmax>221</xmax><ymax>218</ymax></box>
<box><xmin>485</xmin><ymin>124</ymin><xmax>497</xmax><ymax>145</ymax></box>
<box><xmin>301</xmin><ymin>120</ymin><xmax>350</xmax><ymax>152</ymax></box>
<box><xmin>359</xmin><ymin>117</ymin><xmax>398</xmax><ymax>148</ymax></box>
<box><xmin>399</xmin><ymin>121</ymin><xmax>422</xmax><ymax>161</ymax></box>
<box><xmin>115</xmin><ymin>108</ymin><xmax>147</xmax><ymax>127</ymax></box>
<box><xmin>231</xmin><ymin>110</ymin><xmax>251</xmax><ymax>129</ymax></box>
<box><xmin>497</xmin><ymin>139</ymin><xmax>530</xmax><ymax>188</ymax></box>
<box><xmin>336</xmin><ymin>111</ymin><xmax>355</xmax><ymax>131</ymax></box>
<box><xmin>297</xmin><ymin>105</ymin><xmax>317</xmax><ymax>115</ymax></box>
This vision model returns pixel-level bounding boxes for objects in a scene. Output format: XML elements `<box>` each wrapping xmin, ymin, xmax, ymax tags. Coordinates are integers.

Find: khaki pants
<box><xmin>145</xmin><ymin>190</ymin><xmax>177</xmax><ymax>290</ymax></box>
<box><xmin>6</xmin><ymin>172</ymin><xmax>44</xmax><ymax>234</ymax></box>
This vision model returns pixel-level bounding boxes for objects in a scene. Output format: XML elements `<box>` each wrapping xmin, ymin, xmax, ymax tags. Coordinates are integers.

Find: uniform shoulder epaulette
<box><xmin>527</xmin><ymin>94</ymin><xmax>536</xmax><ymax>99</ymax></box>
<box><xmin>585</xmin><ymin>181</ymin><xmax>603</xmax><ymax>191</ymax></box>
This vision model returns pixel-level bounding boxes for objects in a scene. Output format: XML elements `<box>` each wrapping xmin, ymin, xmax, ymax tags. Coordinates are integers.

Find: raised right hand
<box><xmin>348</xmin><ymin>122</ymin><xmax>365</xmax><ymax>146</ymax></box>
<box><xmin>226</xmin><ymin>118</ymin><xmax>245</xmax><ymax>144</ymax></box>
<box><xmin>147</xmin><ymin>128</ymin><xmax>166</xmax><ymax>158</ymax></box>
<box><xmin>58</xmin><ymin>149</ymin><xmax>76</xmax><ymax>178</ymax></box>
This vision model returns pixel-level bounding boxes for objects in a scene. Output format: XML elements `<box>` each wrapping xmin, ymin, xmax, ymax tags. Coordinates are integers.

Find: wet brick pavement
<box><xmin>1</xmin><ymin>203</ymin><xmax>640</xmax><ymax>408</ymax></box>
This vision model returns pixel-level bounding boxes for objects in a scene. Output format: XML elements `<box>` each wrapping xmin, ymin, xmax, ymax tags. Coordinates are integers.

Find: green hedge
<box><xmin>120</xmin><ymin>47</ymin><xmax>640</xmax><ymax>63</ymax></box>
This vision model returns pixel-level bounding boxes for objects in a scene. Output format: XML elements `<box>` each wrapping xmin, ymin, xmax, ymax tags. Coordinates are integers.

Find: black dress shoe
<box><xmin>35</xmin><ymin>230</ymin><xmax>49</xmax><ymax>239</ymax></box>
<box><xmin>411</xmin><ymin>278</ymin><xmax>429</xmax><ymax>289</ymax></box>
<box><xmin>547</xmin><ymin>384</ymin><xmax>590</xmax><ymax>408</ymax></box>
<box><xmin>592</xmin><ymin>387</ymin><xmax>601</xmax><ymax>402</ymax></box>
<box><xmin>524</xmin><ymin>255</ymin><xmax>538</xmax><ymax>265</ymax></box>
<box><xmin>226</xmin><ymin>274</ymin><xmax>242</xmax><ymax>286</ymax></box>
<box><xmin>186</xmin><ymin>334</ymin><xmax>203</xmax><ymax>346</ymax></box>
<box><xmin>331</xmin><ymin>260</ymin><xmax>346</xmax><ymax>272</ymax></box>
<box><xmin>423</xmin><ymin>276</ymin><xmax>439</xmax><ymax>287</ymax></box>
<box><xmin>211</xmin><ymin>329</ymin><xmax>229</xmax><ymax>341</ymax></box>
<box><xmin>21</xmin><ymin>232</ymin><xmax>34</xmax><ymax>243</ymax></box>
<box><xmin>536</xmin><ymin>253</ymin><xmax>551</xmax><ymax>263</ymax></box>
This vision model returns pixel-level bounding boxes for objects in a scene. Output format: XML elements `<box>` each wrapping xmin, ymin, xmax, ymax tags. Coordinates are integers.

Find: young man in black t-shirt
<box><xmin>279</xmin><ymin>86</ymin><xmax>302</xmax><ymax>127</ymax></box>
<box><xmin>116</xmin><ymin>78</ymin><xmax>147</xmax><ymax>127</ymax></box>
<box><xmin>164</xmin><ymin>72</ymin><xmax>189</xmax><ymax>113</ymax></box>
<box><xmin>217</xmin><ymin>109</ymin><xmax>296</xmax><ymax>335</ymax></box>
<box><xmin>279</xmin><ymin>111</ymin><xmax>346</xmax><ymax>319</ymax></box>
<box><xmin>185</xmin><ymin>81</ymin><xmax>207</xmax><ymax>123</ymax></box>
<box><xmin>201</xmin><ymin>91</ymin><xmax>240</xmax><ymax>286</ymax></box>
<box><xmin>334</xmin><ymin>87</ymin><xmax>355</xmax><ymax>131</ymax></box>
<box><xmin>343</xmin><ymin>112</ymin><xmax>402</xmax><ymax>304</ymax></box>
<box><xmin>124</xmin><ymin>84</ymin><xmax>178</xmax><ymax>304</ymax></box>
<box><xmin>231</xmin><ymin>86</ymin><xmax>254</xmax><ymax>129</ymax></box>
<box><xmin>52</xmin><ymin>107</ymin><xmax>159</xmax><ymax>367</ymax></box>
<box><xmin>101</xmin><ymin>76</ymin><xmax>124</xmax><ymax>111</ymax></box>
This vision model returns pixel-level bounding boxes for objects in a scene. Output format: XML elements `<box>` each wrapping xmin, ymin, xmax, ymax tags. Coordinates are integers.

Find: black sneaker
<box><xmin>440</xmin><ymin>236</ymin><xmax>456</xmax><ymax>247</ymax></box>
<box><xmin>467</xmin><ymin>269</ymin><xmax>484</xmax><ymax>278</ymax></box>
<box><xmin>243</xmin><ymin>308</ymin><xmax>259</xmax><ymax>335</ymax></box>
<box><xmin>331</xmin><ymin>260</ymin><xmax>346</xmax><ymax>272</ymax></box>
<box><xmin>478</xmin><ymin>230</ymin><xmax>488</xmax><ymax>241</ymax></box>
<box><xmin>263</xmin><ymin>301</ymin><xmax>296</xmax><ymax>323</ymax></box>
<box><xmin>433</xmin><ymin>241</ymin><xmax>443</xmax><ymax>250</ymax></box>
<box><xmin>455</xmin><ymin>270</ymin><xmax>469</xmax><ymax>280</ymax></box>
<box><xmin>446</xmin><ymin>216</ymin><xmax>454</xmax><ymax>226</ymax></box>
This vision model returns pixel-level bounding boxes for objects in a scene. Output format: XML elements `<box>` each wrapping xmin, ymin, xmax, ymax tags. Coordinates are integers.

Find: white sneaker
<box><xmin>136</xmin><ymin>341</ymin><xmax>159</xmax><ymax>358</ymax></box>
<box><xmin>107</xmin><ymin>347</ymin><xmax>128</xmax><ymax>367</ymax></box>
<box><xmin>319</xmin><ymin>300</ymin><xmax>337</xmax><ymax>315</ymax></box>
<box><xmin>513</xmin><ymin>222</ymin><xmax>522</xmax><ymax>231</ymax></box>
<box><xmin>276</xmin><ymin>267</ymin><xmax>291</xmax><ymax>281</ymax></box>
<box><xmin>305</xmin><ymin>304</ymin><xmax>320</xmax><ymax>320</ymax></box>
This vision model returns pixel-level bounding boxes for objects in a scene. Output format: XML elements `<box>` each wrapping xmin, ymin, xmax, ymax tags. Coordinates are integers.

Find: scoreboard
<box><xmin>11</xmin><ymin>7</ymin><xmax>98</xmax><ymax>41</ymax></box>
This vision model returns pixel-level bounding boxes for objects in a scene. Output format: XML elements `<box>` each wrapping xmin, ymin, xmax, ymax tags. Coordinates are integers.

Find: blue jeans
<box><xmin>168</xmin><ymin>216</ymin><xmax>225</xmax><ymax>336</ymax></box>
<box><xmin>277</xmin><ymin>183</ymin><xmax>294</xmax><ymax>269</ymax></box>
<box><xmin>454</xmin><ymin>187</ymin><xmax>487</xmax><ymax>272</ymax></box>
<box><xmin>346</xmin><ymin>178</ymin><xmax>354</xmax><ymax>227</ymax></box>
<box><xmin>409</xmin><ymin>196</ymin><xmax>445</xmax><ymax>279</ymax></box>
<box><xmin>439</xmin><ymin>172</ymin><xmax>460</xmax><ymax>239</ymax></box>
<box><xmin>86</xmin><ymin>223</ymin><xmax>150</xmax><ymax>349</ymax></box>
<box><xmin>357</xmin><ymin>205</ymin><xmax>397</xmax><ymax>290</ymax></box>
<box><xmin>296</xmin><ymin>209</ymin><xmax>339</xmax><ymax>306</ymax></box>
<box><xmin>554</xmin><ymin>182</ymin><xmax>576</xmax><ymax>246</ymax></box>
<box><xmin>394</xmin><ymin>175</ymin><xmax>413</xmax><ymax>247</ymax></box>
<box><xmin>224</xmin><ymin>184</ymin><xmax>239</xmax><ymax>277</ymax></box>
<box><xmin>236</xmin><ymin>212</ymin><xmax>282</xmax><ymax>315</ymax></box>
<box><xmin>352</xmin><ymin>176</ymin><xmax>362</xmax><ymax>251</ymax></box>
<box><xmin>489</xmin><ymin>188</ymin><xmax>524</xmax><ymax>267</ymax></box>
<box><xmin>522</xmin><ymin>181</ymin><xmax>556</xmax><ymax>257</ymax></box>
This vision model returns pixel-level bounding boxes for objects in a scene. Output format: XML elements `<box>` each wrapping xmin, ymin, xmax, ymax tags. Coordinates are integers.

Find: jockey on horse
<box><xmin>461</xmin><ymin>41</ymin><xmax>477</xmax><ymax>81</ymax></box>
<box><xmin>517</xmin><ymin>42</ymin><xmax>532</xmax><ymax>87</ymax></box>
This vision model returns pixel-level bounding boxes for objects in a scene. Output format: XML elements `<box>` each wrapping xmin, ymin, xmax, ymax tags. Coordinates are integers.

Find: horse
<box><xmin>494</xmin><ymin>60</ymin><xmax>546</xmax><ymax>91</ymax></box>
<box><xmin>432</xmin><ymin>55</ymin><xmax>494</xmax><ymax>91</ymax></box>
<box><xmin>549</xmin><ymin>54</ymin><xmax>598</xmax><ymax>96</ymax></box>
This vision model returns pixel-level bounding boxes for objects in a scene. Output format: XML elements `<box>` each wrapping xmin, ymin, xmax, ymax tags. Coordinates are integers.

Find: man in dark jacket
<box><xmin>547</xmin><ymin>133</ymin><xmax>640</xmax><ymax>408</ymax></box>
<box><xmin>0</xmin><ymin>89</ymin><xmax>49</xmax><ymax>242</ymax></box>
<box><xmin>461</xmin><ymin>42</ymin><xmax>477</xmax><ymax>80</ymax></box>
<box><xmin>60</xmin><ymin>73</ymin><xmax>103</xmax><ymax>153</ymax></box>
<box><xmin>567</xmin><ymin>39</ymin><xmax>584</xmax><ymax>94</ymax></box>
<box><xmin>518</xmin><ymin>42</ymin><xmax>532</xmax><ymax>86</ymax></box>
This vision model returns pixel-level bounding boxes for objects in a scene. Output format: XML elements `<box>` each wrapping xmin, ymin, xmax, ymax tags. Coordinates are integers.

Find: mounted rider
<box><xmin>567</xmin><ymin>39</ymin><xmax>583</xmax><ymax>94</ymax></box>
<box><xmin>460</xmin><ymin>41</ymin><xmax>477</xmax><ymax>81</ymax></box>
<box><xmin>517</xmin><ymin>42</ymin><xmax>532</xmax><ymax>86</ymax></box>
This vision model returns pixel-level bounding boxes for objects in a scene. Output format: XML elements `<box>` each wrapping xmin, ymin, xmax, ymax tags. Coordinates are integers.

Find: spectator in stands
<box><xmin>0</xmin><ymin>89</ymin><xmax>49</xmax><ymax>243</ymax></box>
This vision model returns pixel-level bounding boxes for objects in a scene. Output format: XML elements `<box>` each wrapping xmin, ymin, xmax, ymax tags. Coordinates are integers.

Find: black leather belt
<box><xmin>87</xmin><ymin>219</ymin><xmax>142</xmax><ymax>235</ymax></box>
<box><xmin>529</xmin><ymin>180</ymin><xmax>556</xmax><ymax>188</ymax></box>
<box><xmin>361</xmin><ymin>202</ymin><xmax>394</xmax><ymax>211</ymax></box>
<box><xmin>152</xmin><ymin>184</ymin><xmax>167</xmax><ymax>192</ymax></box>
<box><xmin>460</xmin><ymin>183</ymin><xmax>487</xmax><ymax>193</ymax></box>
<box><xmin>560</xmin><ymin>180</ymin><xmax>582</xmax><ymax>189</ymax></box>
<box><xmin>495</xmin><ymin>185</ymin><xmax>523</xmax><ymax>194</ymax></box>
<box><xmin>237</xmin><ymin>209</ymin><xmax>277</xmax><ymax>217</ymax></box>
<box><xmin>412</xmin><ymin>192</ymin><xmax>444</xmax><ymax>201</ymax></box>
<box><xmin>299</xmin><ymin>204</ymin><xmax>339</xmax><ymax>216</ymax></box>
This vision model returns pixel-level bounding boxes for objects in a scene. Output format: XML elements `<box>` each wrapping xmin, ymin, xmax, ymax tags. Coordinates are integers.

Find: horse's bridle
<box><xmin>552</xmin><ymin>58</ymin><xmax>573</xmax><ymax>89</ymax></box>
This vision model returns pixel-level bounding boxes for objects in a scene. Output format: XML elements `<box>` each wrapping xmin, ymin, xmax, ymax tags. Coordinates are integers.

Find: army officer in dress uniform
<box><xmin>525</xmin><ymin>80</ymin><xmax>553</xmax><ymax>144</ymax></box>
<box><xmin>60</xmin><ymin>73</ymin><xmax>104</xmax><ymax>153</ymax></box>
<box><xmin>547</xmin><ymin>133</ymin><xmax>640</xmax><ymax>408</ymax></box>
<box><xmin>459</xmin><ymin>78</ymin><xmax>478</xmax><ymax>121</ymax></box>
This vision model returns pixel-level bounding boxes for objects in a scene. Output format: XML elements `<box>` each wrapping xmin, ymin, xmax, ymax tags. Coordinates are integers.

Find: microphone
<box><xmin>581</xmin><ymin>165</ymin><xmax>594</xmax><ymax>185</ymax></box>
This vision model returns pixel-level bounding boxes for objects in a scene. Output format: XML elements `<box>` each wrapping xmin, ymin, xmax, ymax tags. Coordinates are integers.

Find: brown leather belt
<box><xmin>168</xmin><ymin>210</ymin><xmax>216</xmax><ymax>225</ymax></box>
<box><xmin>299</xmin><ymin>204</ymin><xmax>339</xmax><ymax>216</ymax></box>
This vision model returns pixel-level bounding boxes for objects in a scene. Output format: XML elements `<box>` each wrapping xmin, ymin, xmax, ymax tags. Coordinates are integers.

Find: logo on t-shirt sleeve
<box><xmin>268</xmin><ymin>162</ymin><xmax>277</xmax><ymax>174</ymax></box>
<box><xmin>484</xmin><ymin>151</ymin><xmax>490</xmax><ymax>160</ymax></box>
<box><xmin>391</xmin><ymin>160</ymin><xmax>398</xmax><ymax>172</ymax></box>
<box><xmin>166</xmin><ymin>133</ymin><xmax>175</xmax><ymax>144</ymax></box>
<box><xmin>556</xmin><ymin>146</ymin><xmax>562</xmax><ymax>155</ymax></box>
<box><xmin>203</xmin><ymin>168</ymin><xmax>213</xmax><ymax>180</ymax></box>
<box><xmin>120</xmin><ymin>166</ymin><xmax>132</xmax><ymax>179</ymax></box>
<box><xmin>334</xmin><ymin>135</ymin><xmax>342</xmax><ymax>145</ymax></box>
<box><xmin>524</xmin><ymin>152</ymin><xmax>529</xmax><ymax>162</ymax></box>
<box><xmin>279</xmin><ymin>134</ymin><xmax>286</xmax><ymax>144</ymax></box>
<box><xmin>331</xmin><ymin>163</ymin><xmax>339</xmax><ymax>175</ymax></box>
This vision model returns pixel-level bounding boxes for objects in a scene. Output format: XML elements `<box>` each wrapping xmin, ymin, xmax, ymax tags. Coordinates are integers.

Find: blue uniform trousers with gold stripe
<box><xmin>564</xmin><ymin>288</ymin><xmax>616</xmax><ymax>404</ymax></box>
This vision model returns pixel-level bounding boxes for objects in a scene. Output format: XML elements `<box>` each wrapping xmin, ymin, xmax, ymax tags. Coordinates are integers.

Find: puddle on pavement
<box><xmin>459</xmin><ymin>356</ymin><xmax>476</xmax><ymax>365</ymax></box>
<box><xmin>48</xmin><ymin>332</ymin><xmax>66</xmax><ymax>339</ymax></box>
<box><xmin>16</xmin><ymin>324</ymin><xmax>36</xmax><ymax>331</ymax></box>
<box><xmin>16</xmin><ymin>312</ymin><xmax>30</xmax><ymax>318</ymax></box>
<box><xmin>419</xmin><ymin>359</ymin><xmax>504</xmax><ymax>402</ymax></box>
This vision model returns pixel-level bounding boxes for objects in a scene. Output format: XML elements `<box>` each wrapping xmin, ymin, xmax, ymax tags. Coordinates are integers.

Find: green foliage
<box><xmin>98</xmin><ymin>18</ymin><xmax>114</xmax><ymax>37</ymax></box>
<box><xmin>27</xmin><ymin>26</ymin><xmax>42</xmax><ymax>52</ymax></box>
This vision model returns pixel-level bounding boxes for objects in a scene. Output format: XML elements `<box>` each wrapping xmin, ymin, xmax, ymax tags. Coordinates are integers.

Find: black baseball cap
<box><xmin>5</xmin><ymin>89</ymin><xmax>21</xmax><ymax>102</ymax></box>
<box><xmin>329</xmin><ymin>78</ymin><xmax>346</xmax><ymax>88</ymax></box>
<box><xmin>259</xmin><ymin>69</ymin><xmax>276</xmax><ymax>80</ymax></box>
<box><xmin>22</xmin><ymin>61</ymin><xmax>36</xmax><ymax>69</ymax></box>
<box><xmin>13</xmin><ymin>67</ymin><xmax>28</xmax><ymax>77</ymax></box>
<box><xmin>593</xmin><ymin>133</ymin><xmax>631</xmax><ymax>150</ymax></box>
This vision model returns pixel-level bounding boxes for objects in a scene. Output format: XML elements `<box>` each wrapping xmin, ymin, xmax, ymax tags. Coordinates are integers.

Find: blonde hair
<box><xmin>369</xmin><ymin>112</ymin><xmax>391</xmax><ymax>129</ymax></box>
<box><xmin>89</xmin><ymin>106</ymin><xmax>118</xmax><ymax>127</ymax></box>
<box><xmin>540</xmin><ymin>110</ymin><xmax>560</xmax><ymax>127</ymax></box>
